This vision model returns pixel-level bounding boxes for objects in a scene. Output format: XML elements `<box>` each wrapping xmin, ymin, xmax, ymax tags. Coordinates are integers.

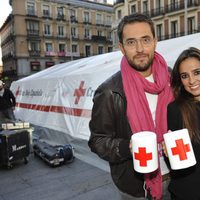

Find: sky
<box><xmin>0</xmin><ymin>0</ymin><xmax>114</xmax><ymax>66</ymax></box>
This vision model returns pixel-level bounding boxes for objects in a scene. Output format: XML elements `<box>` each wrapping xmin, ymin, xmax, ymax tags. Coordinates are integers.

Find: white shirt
<box><xmin>145</xmin><ymin>74</ymin><xmax>169</xmax><ymax>175</ymax></box>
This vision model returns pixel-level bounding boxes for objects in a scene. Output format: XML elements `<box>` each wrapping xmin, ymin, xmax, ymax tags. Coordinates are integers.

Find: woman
<box><xmin>167</xmin><ymin>47</ymin><xmax>200</xmax><ymax>199</ymax></box>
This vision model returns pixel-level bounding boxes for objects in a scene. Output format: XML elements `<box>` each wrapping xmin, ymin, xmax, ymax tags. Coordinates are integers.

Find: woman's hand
<box><xmin>162</xmin><ymin>130</ymin><xmax>172</xmax><ymax>157</ymax></box>
<box><xmin>162</xmin><ymin>141</ymin><xmax>168</xmax><ymax>157</ymax></box>
<box><xmin>129</xmin><ymin>140</ymin><xmax>132</xmax><ymax>154</ymax></box>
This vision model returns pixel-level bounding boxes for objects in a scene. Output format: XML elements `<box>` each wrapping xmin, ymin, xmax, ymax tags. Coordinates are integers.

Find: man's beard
<box><xmin>127</xmin><ymin>54</ymin><xmax>154</xmax><ymax>72</ymax></box>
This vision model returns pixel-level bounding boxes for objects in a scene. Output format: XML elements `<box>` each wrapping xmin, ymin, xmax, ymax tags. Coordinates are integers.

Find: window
<box><xmin>131</xmin><ymin>5</ymin><xmax>136</xmax><ymax>14</ymax></box>
<box><xmin>156</xmin><ymin>24</ymin><xmax>163</xmax><ymax>41</ymax></box>
<box><xmin>58</xmin><ymin>25</ymin><xmax>64</xmax><ymax>36</ymax></box>
<box><xmin>71</xmin><ymin>27</ymin><xmax>76</xmax><ymax>38</ymax></box>
<box><xmin>98</xmin><ymin>46</ymin><xmax>104</xmax><ymax>54</ymax></box>
<box><xmin>188</xmin><ymin>0</ymin><xmax>195</xmax><ymax>5</ymax></box>
<box><xmin>27</xmin><ymin>21</ymin><xmax>39</xmax><ymax>35</ymax></box>
<box><xmin>117</xmin><ymin>10</ymin><xmax>122</xmax><ymax>20</ymax></box>
<box><xmin>171</xmin><ymin>21</ymin><xmax>178</xmax><ymax>38</ymax></box>
<box><xmin>84</xmin><ymin>12</ymin><xmax>90</xmax><ymax>23</ymax></box>
<box><xmin>45</xmin><ymin>43</ymin><xmax>52</xmax><ymax>52</ymax></box>
<box><xmin>96</xmin><ymin>14</ymin><xmax>102</xmax><ymax>25</ymax></box>
<box><xmin>108</xmin><ymin>47</ymin><xmax>112</xmax><ymax>52</ymax></box>
<box><xmin>27</xmin><ymin>2</ymin><xmax>35</xmax><ymax>15</ymax></box>
<box><xmin>85</xmin><ymin>45</ymin><xmax>91</xmax><ymax>57</ymax></box>
<box><xmin>43</xmin><ymin>5</ymin><xmax>50</xmax><ymax>17</ymax></box>
<box><xmin>107</xmin><ymin>31</ymin><xmax>112</xmax><ymax>41</ymax></box>
<box><xmin>156</xmin><ymin>0</ymin><xmax>161</xmax><ymax>8</ymax></box>
<box><xmin>97</xmin><ymin>30</ymin><xmax>102</xmax><ymax>36</ymax></box>
<box><xmin>85</xmin><ymin>28</ymin><xmax>90</xmax><ymax>38</ymax></box>
<box><xmin>188</xmin><ymin>17</ymin><xmax>195</xmax><ymax>34</ymax></box>
<box><xmin>170</xmin><ymin>0</ymin><xmax>178</xmax><ymax>10</ymax></box>
<box><xmin>106</xmin><ymin>16</ymin><xmax>112</xmax><ymax>26</ymax></box>
<box><xmin>57</xmin><ymin>7</ymin><xmax>63</xmax><ymax>17</ymax></box>
<box><xmin>72</xmin><ymin>44</ymin><xmax>77</xmax><ymax>53</ymax></box>
<box><xmin>59</xmin><ymin>44</ymin><xmax>65</xmax><ymax>52</ymax></box>
<box><xmin>70</xmin><ymin>9</ymin><xmax>76</xmax><ymax>21</ymax></box>
<box><xmin>143</xmin><ymin>1</ymin><xmax>148</xmax><ymax>14</ymax></box>
<box><xmin>29</xmin><ymin>41</ymin><xmax>40</xmax><ymax>51</ymax></box>
<box><xmin>44</xmin><ymin>24</ymin><xmax>51</xmax><ymax>35</ymax></box>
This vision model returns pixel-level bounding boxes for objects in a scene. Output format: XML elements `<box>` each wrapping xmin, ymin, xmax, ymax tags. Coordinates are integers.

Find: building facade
<box><xmin>112</xmin><ymin>0</ymin><xmax>200</xmax><ymax>49</ymax></box>
<box><xmin>0</xmin><ymin>0</ymin><xmax>114</xmax><ymax>80</ymax></box>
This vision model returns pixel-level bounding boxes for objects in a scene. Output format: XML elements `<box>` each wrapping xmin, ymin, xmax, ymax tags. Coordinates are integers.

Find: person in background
<box><xmin>88</xmin><ymin>13</ymin><xmax>173</xmax><ymax>200</ymax></box>
<box><xmin>167</xmin><ymin>47</ymin><xmax>200</xmax><ymax>200</ymax></box>
<box><xmin>0</xmin><ymin>80</ymin><xmax>16</xmax><ymax>121</ymax></box>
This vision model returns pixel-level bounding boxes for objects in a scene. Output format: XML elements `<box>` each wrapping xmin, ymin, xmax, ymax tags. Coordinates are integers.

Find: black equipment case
<box><xmin>33</xmin><ymin>140</ymin><xmax>74</xmax><ymax>167</ymax></box>
<box><xmin>0</xmin><ymin>129</ymin><xmax>30</xmax><ymax>168</ymax></box>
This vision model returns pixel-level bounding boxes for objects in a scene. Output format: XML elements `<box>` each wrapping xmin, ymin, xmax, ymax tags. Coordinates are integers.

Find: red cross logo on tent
<box><xmin>15</xmin><ymin>86</ymin><xmax>20</xmax><ymax>97</ymax></box>
<box><xmin>171</xmin><ymin>139</ymin><xmax>190</xmax><ymax>160</ymax></box>
<box><xmin>74</xmin><ymin>81</ymin><xmax>86</xmax><ymax>104</ymax></box>
<box><xmin>134</xmin><ymin>147</ymin><xmax>152</xmax><ymax>167</ymax></box>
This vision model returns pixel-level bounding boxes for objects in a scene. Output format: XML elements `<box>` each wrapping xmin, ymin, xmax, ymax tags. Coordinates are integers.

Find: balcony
<box><xmin>27</xmin><ymin>9</ymin><xmax>37</xmax><ymax>17</ymax></box>
<box><xmin>83</xmin><ymin>20</ymin><xmax>92</xmax><ymax>25</ymax></box>
<box><xmin>91</xmin><ymin>35</ymin><xmax>106</xmax><ymax>42</ymax></box>
<box><xmin>84</xmin><ymin>35</ymin><xmax>91</xmax><ymax>40</ymax></box>
<box><xmin>42</xmin><ymin>10</ymin><xmax>52</xmax><ymax>19</ymax></box>
<box><xmin>72</xmin><ymin>34</ymin><xmax>79</xmax><ymax>40</ymax></box>
<box><xmin>45</xmin><ymin>51</ymin><xmax>57</xmax><ymax>57</ymax></box>
<box><xmin>57</xmin><ymin>14</ymin><xmax>65</xmax><ymax>21</ymax></box>
<box><xmin>151</xmin><ymin>7</ymin><xmax>165</xmax><ymax>17</ymax></box>
<box><xmin>57</xmin><ymin>51</ymin><xmax>66</xmax><ymax>57</ymax></box>
<box><xmin>157</xmin><ymin>29</ymin><xmax>200</xmax><ymax>41</ymax></box>
<box><xmin>96</xmin><ymin>20</ymin><xmax>104</xmax><ymax>26</ymax></box>
<box><xmin>29</xmin><ymin>50</ymin><xmax>40</xmax><ymax>57</ymax></box>
<box><xmin>2</xmin><ymin>52</ymin><xmax>14</xmax><ymax>61</ymax></box>
<box><xmin>70</xmin><ymin>16</ymin><xmax>78</xmax><ymax>23</ymax></box>
<box><xmin>27</xmin><ymin>29</ymin><xmax>39</xmax><ymax>36</ymax></box>
<box><xmin>150</xmin><ymin>0</ymin><xmax>199</xmax><ymax>17</ymax></box>
<box><xmin>165</xmin><ymin>0</ymin><xmax>199</xmax><ymax>14</ymax></box>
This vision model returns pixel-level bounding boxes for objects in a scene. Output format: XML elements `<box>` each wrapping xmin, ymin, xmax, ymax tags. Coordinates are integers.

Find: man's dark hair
<box><xmin>117</xmin><ymin>13</ymin><xmax>155</xmax><ymax>43</ymax></box>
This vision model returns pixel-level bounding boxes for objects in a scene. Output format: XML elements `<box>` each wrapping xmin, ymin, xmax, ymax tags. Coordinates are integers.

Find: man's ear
<box><xmin>119</xmin><ymin>42</ymin><xmax>125</xmax><ymax>55</ymax></box>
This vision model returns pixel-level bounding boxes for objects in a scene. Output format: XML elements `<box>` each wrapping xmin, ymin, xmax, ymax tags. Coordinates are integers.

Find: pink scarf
<box><xmin>121</xmin><ymin>52</ymin><xmax>173</xmax><ymax>200</ymax></box>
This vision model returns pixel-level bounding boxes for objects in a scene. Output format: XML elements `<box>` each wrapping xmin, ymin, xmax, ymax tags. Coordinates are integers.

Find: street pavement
<box><xmin>0</xmin><ymin>152</ymin><xmax>121</xmax><ymax>200</ymax></box>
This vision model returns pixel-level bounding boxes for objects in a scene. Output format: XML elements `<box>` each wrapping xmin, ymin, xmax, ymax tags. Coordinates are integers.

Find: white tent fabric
<box><xmin>10</xmin><ymin>33</ymin><xmax>200</xmax><ymax>141</ymax></box>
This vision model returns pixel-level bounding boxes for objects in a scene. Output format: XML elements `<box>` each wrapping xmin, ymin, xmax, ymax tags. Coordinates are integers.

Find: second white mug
<box><xmin>164</xmin><ymin>129</ymin><xmax>196</xmax><ymax>170</ymax></box>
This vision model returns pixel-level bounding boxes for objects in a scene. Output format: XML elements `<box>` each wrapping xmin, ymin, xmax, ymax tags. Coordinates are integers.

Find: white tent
<box><xmin>10</xmin><ymin>33</ymin><xmax>200</xmax><ymax>141</ymax></box>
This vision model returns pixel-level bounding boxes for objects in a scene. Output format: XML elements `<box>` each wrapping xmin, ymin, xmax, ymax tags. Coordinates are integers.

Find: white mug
<box><xmin>131</xmin><ymin>131</ymin><xmax>158</xmax><ymax>173</ymax></box>
<box><xmin>164</xmin><ymin>129</ymin><xmax>196</xmax><ymax>170</ymax></box>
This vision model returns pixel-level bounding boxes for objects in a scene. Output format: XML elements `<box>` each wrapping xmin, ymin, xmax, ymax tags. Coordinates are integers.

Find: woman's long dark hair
<box><xmin>171</xmin><ymin>47</ymin><xmax>200</xmax><ymax>142</ymax></box>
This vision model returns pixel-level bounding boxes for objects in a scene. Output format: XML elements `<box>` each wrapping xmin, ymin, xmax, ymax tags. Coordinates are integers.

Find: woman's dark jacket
<box><xmin>167</xmin><ymin>101</ymin><xmax>200</xmax><ymax>200</ymax></box>
<box><xmin>88</xmin><ymin>71</ymin><xmax>144</xmax><ymax>197</ymax></box>
<box><xmin>0</xmin><ymin>88</ymin><xmax>16</xmax><ymax>110</ymax></box>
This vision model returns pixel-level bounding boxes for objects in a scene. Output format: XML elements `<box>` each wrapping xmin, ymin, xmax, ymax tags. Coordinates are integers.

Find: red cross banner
<box><xmin>164</xmin><ymin>129</ymin><xmax>196</xmax><ymax>170</ymax></box>
<box><xmin>131</xmin><ymin>131</ymin><xmax>158</xmax><ymax>173</ymax></box>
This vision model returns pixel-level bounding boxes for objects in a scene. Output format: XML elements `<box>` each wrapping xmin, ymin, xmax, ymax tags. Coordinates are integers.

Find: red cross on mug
<box><xmin>131</xmin><ymin>131</ymin><xmax>158</xmax><ymax>173</ymax></box>
<box><xmin>134</xmin><ymin>147</ymin><xmax>152</xmax><ymax>167</ymax></box>
<box><xmin>171</xmin><ymin>139</ymin><xmax>190</xmax><ymax>160</ymax></box>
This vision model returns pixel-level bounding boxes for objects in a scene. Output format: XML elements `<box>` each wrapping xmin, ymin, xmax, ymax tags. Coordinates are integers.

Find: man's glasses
<box><xmin>123</xmin><ymin>37</ymin><xmax>154</xmax><ymax>48</ymax></box>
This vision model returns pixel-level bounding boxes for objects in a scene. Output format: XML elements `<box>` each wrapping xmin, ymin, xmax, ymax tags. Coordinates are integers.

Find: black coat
<box><xmin>167</xmin><ymin>101</ymin><xmax>200</xmax><ymax>200</ymax></box>
<box><xmin>88</xmin><ymin>71</ymin><xmax>144</xmax><ymax>197</ymax></box>
<box><xmin>0</xmin><ymin>88</ymin><xmax>16</xmax><ymax>110</ymax></box>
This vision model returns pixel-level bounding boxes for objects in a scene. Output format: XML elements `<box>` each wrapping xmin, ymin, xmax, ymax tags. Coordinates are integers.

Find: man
<box><xmin>88</xmin><ymin>13</ymin><xmax>173</xmax><ymax>200</ymax></box>
<box><xmin>0</xmin><ymin>80</ymin><xmax>16</xmax><ymax>121</ymax></box>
